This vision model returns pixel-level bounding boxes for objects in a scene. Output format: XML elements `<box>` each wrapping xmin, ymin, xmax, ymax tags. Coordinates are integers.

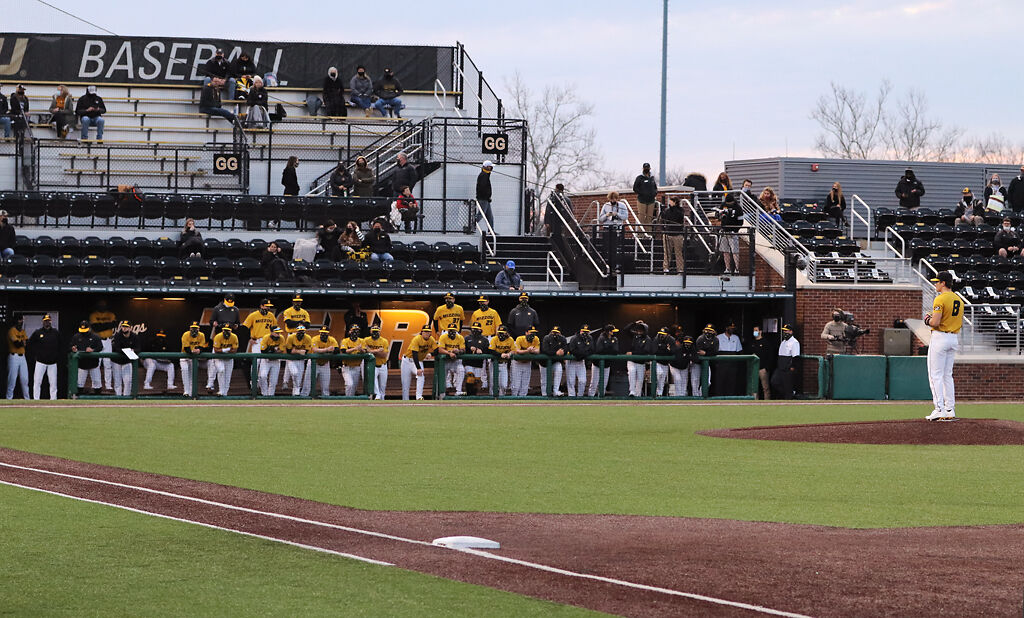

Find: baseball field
<box><xmin>1</xmin><ymin>400</ymin><xmax>1022</xmax><ymax>616</ymax></box>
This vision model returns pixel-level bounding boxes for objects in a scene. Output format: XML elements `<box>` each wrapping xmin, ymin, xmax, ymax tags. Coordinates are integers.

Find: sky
<box><xmin>4</xmin><ymin>0</ymin><xmax>1023</xmax><ymax>182</ymax></box>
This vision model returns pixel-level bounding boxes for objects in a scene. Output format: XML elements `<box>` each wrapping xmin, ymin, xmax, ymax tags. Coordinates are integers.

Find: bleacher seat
<box><xmin>109</xmin><ymin>256</ymin><xmax>133</xmax><ymax>278</ymax></box>
<box><xmin>386</xmin><ymin>259</ymin><xmax>411</xmax><ymax>280</ymax></box>
<box><xmin>132</xmin><ymin>256</ymin><xmax>159</xmax><ymax>278</ymax></box>
<box><xmin>106</xmin><ymin>237</ymin><xmax>131</xmax><ymax>257</ymax></box>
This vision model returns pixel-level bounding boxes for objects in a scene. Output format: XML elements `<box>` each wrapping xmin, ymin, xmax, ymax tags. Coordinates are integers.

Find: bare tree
<box><xmin>504</xmin><ymin>73</ymin><xmax>602</xmax><ymax>196</ymax></box>
<box><xmin>953</xmin><ymin>134</ymin><xmax>1024</xmax><ymax>164</ymax></box>
<box><xmin>883</xmin><ymin>89</ymin><xmax>962</xmax><ymax>161</ymax></box>
<box><xmin>810</xmin><ymin>80</ymin><xmax>890</xmax><ymax>159</ymax></box>
<box><xmin>663</xmin><ymin>166</ymin><xmax>692</xmax><ymax>186</ymax></box>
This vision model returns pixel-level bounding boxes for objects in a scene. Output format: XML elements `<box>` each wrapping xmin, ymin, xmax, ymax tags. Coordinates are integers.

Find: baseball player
<box><xmin>488</xmin><ymin>325</ymin><xmax>515</xmax><ymax>396</ymax></box>
<box><xmin>70</xmin><ymin>320</ymin><xmax>103</xmax><ymax>394</ymax></box>
<box><xmin>462</xmin><ymin>321</ymin><xmax>489</xmax><ymax>391</ymax></box>
<box><xmin>243</xmin><ymin>300</ymin><xmax>277</xmax><ymax>353</ymax></box>
<box><xmin>280</xmin><ymin>296</ymin><xmax>311</xmax><ymax>391</ymax></box>
<box><xmin>210</xmin><ymin>325</ymin><xmax>239</xmax><ymax>396</ymax></box>
<box><xmin>565</xmin><ymin>325</ymin><xmax>593</xmax><ymax>397</ymax></box>
<box><xmin>312</xmin><ymin>328</ymin><xmax>339</xmax><ymax>397</ymax></box>
<box><xmin>433</xmin><ymin>293</ymin><xmax>465</xmax><ymax>335</ymax></box>
<box><xmin>511</xmin><ymin>326</ymin><xmax>540</xmax><ymax>396</ymax></box>
<box><xmin>88</xmin><ymin>300</ymin><xmax>117</xmax><ymax>391</ymax></box>
<box><xmin>437</xmin><ymin>322</ymin><xmax>466</xmax><ymax>396</ymax></box>
<box><xmin>338</xmin><ymin>326</ymin><xmax>365</xmax><ymax>396</ymax></box>
<box><xmin>671</xmin><ymin>335</ymin><xmax>701</xmax><ymax>396</ymax></box>
<box><xmin>625</xmin><ymin>321</ymin><xmax>654</xmax><ymax>397</ymax></box>
<box><xmin>206</xmin><ymin>294</ymin><xmax>240</xmax><ymax>394</ymax></box>
<box><xmin>258</xmin><ymin>326</ymin><xmax>286</xmax><ymax>396</ymax></box>
<box><xmin>589</xmin><ymin>324</ymin><xmax>619</xmax><ymax>397</ymax></box>
<box><xmin>540</xmin><ymin>325</ymin><xmax>568</xmax><ymax>396</ymax></box>
<box><xmin>925</xmin><ymin>271</ymin><xmax>962</xmax><ymax>421</ymax></box>
<box><xmin>6</xmin><ymin>315</ymin><xmax>30</xmax><ymax>399</ymax></box>
<box><xmin>652</xmin><ymin>327</ymin><xmax>676</xmax><ymax>396</ymax></box>
<box><xmin>361</xmin><ymin>324</ymin><xmax>390</xmax><ymax>399</ymax></box>
<box><xmin>401</xmin><ymin>324</ymin><xmax>436</xmax><ymax>400</ymax></box>
<box><xmin>109</xmin><ymin>320</ymin><xmax>138</xmax><ymax>397</ymax></box>
<box><xmin>694</xmin><ymin>324</ymin><xmax>719</xmax><ymax>394</ymax></box>
<box><xmin>470</xmin><ymin>296</ymin><xmax>500</xmax><ymax>388</ymax></box>
<box><xmin>180</xmin><ymin>322</ymin><xmax>207</xmax><ymax>397</ymax></box>
<box><xmin>285</xmin><ymin>325</ymin><xmax>313</xmax><ymax>396</ymax></box>
<box><xmin>142</xmin><ymin>330</ymin><xmax>176</xmax><ymax>392</ymax></box>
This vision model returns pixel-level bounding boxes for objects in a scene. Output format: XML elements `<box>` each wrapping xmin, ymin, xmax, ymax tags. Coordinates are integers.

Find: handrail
<box><xmin>621</xmin><ymin>200</ymin><xmax>651</xmax><ymax>256</ymax></box>
<box><xmin>472</xmin><ymin>198</ymin><xmax>497</xmax><ymax>257</ymax></box>
<box><xmin>884</xmin><ymin>225</ymin><xmax>906</xmax><ymax>258</ymax></box>
<box><xmin>545</xmin><ymin>197</ymin><xmax>610</xmax><ymax>278</ymax></box>
<box><xmin>580</xmin><ymin>200</ymin><xmax>601</xmax><ymax>226</ymax></box>
<box><xmin>683</xmin><ymin>215</ymin><xmax>714</xmax><ymax>255</ymax></box>
<box><xmin>307</xmin><ymin>121</ymin><xmax>425</xmax><ymax>196</ymax></box>
<box><xmin>545</xmin><ymin>251</ymin><xmax>564</xmax><ymax>288</ymax></box>
<box><xmin>850</xmin><ymin>194</ymin><xmax>873</xmax><ymax>242</ymax></box>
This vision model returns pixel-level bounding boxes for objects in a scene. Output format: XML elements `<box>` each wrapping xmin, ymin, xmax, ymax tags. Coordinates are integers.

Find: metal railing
<box><xmin>884</xmin><ymin>225</ymin><xmax>906</xmax><ymax>258</ymax></box>
<box><xmin>545</xmin><ymin>250</ymin><xmax>564</xmax><ymax>287</ymax></box>
<box><xmin>850</xmin><ymin>194</ymin><xmax>873</xmax><ymax>241</ymax></box>
<box><xmin>472</xmin><ymin>198</ymin><xmax>496</xmax><ymax>257</ymax></box>
<box><xmin>545</xmin><ymin>196</ymin><xmax>610</xmax><ymax>279</ymax></box>
<box><xmin>307</xmin><ymin>121</ymin><xmax>425</xmax><ymax>196</ymax></box>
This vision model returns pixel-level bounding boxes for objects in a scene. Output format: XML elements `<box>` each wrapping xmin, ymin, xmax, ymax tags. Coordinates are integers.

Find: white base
<box><xmin>432</xmin><ymin>535</ymin><xmax>500</xmax><ymax>549</ymax></box>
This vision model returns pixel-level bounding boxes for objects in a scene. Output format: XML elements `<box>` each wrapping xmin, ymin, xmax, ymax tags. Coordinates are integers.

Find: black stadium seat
<box><xmin>235</xmin><ymin>258</ymin><xmax>261</xmax><ymax>279</ymax></box>
<box><xmin>30</xmin><ymin>255</ymin><xmax>56</xmax><ymax>276</ymax></box>
<box><xmin>183</xmin><ymin>256</ymin><xmax>211</xmax><ymax>279</ymax></box>
<box><xmin>33</xmin><ymin>236</ymin><xmax>59</xmax><ymax>257</ymax></box>
<box><xmin>313</xmin><ymin>259</ymin><xmax>340</xmax><ymax>281</ymax></box>
<box><xmin>105</xmin><ymin>236</ymin><xmax>131</xmax><ymax>257</ymax></box>
<box><xmin>108</xmin><ymin>256</ymin><xmax>133</xmax><ymax>278</ymax></box>
<box><xmin>57</xmin><ymin>236</ymin><xmax>81</xmax><ymax>257</ymax></box>
<box><xmin>385</xmin><ymin>259</ymin><xmax>411</xmax><ymax>280</ymax></box>
<box><xmin>132</xmin><ymin>256</ymin><xmax>159</xmax><ymax>279</ymax></box>
<box><xmin>55</xmin><ymin>256</ymin><xmax>80</xmax><ymax>277</ymax></box>
<box><xmin>157</xmin><ymin>256</ymin><xmax>182</xmax><ymax>278</ymax></box>
<box><xmin>80</xmin><ymin>256</ymin><xmax>108</xmax><ymax>277</ymax></box>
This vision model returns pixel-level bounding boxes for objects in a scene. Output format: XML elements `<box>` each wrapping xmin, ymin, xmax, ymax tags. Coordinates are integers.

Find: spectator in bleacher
<box><xmin>364</xmin><ymin>219</ymin><xmax>394</xmax><ymax>262</ymax></box>
<box><xmin>954</xmin><ymin>187</ymin><xmax>984</xmax><ymax>226</ymax></box>
<box><xmin>598</xmin><ymin>191</ymin><xmax>629</xmax><ymax>273</ymax></box>
<box><xmin>0</xmin><ymin>89</ymin><xmax>12</xmax><ymax>138</ymax></box>
<box><xmin>984</xmin><ymin>173</ymin><xmax>1007</xmax><ymax>212</ymax></box>
<box><xmin>262</xmin><ymin>241</ymin><xmax>292</xmax><ymax>281</ymax></box>
<box><xmin>661</xmin><ymin>196</ymin><xmax>685</xmax><ymax>274</ymax></box>
<box><xmin>739</xmin><ymin>178</ymin><xmax>756</xmax><ymax>202</ymax></box>
<box><xmin>350</xmin><ymin>66</ymin><xmax>374</xmax><ymax>116</ymax></box>
<box><xmin>199</xmin><ymin>77</ymin><xmax>237</xmax><ymax>124</ymax></box>
<box><xmin>632</xmin><ymin>163</ymin><xmax>659</xmax><ymax>226</ymax></box>
<box><xmin>202</xmin><ymin>48</ymin><xmax>237</xmax><ymax>100</ymax></box>
<box><xmin>246</xmin><ymin>76</ymin><xmax>270</xmax><ymax>128</ymax></box>
<box><xmin>995</xmin><ymin>217</ymin><xmax>1021</xmax><ymax>259</ymax></box>
<box><xmin>339</xmin><ymin>221</ymin><xmax>365</xmax><ymax>255</ymax></box>
<box><xmin>495</xmin><ymin>260</ymin><xmax>523</xmax><ymax>290</ymax></box>
<box><xmin>759</xmin><ymin>186</ymin><xmax>781</xmax><ymax>217</ymax></box>
<box><xmin>717</xmin><ymin>193</ymin><xmax>742</xmax><ymax>275</ymax></box>
<box><xmin>895</xmin><ymin>168</ymin><xmax>925</xmax><ymax>209</ymax></box>
<box><xmin>47</xmin><ymin>85</ymin><xmax>75</xmax><ymax>139</ymax></box>
<box><xmin>282</xmin><ymin>156</ymin><xmax>300</xmax><ymax>195</ymax></box>
<box><xmin>352</xmin><ymin>156</ymin><xmax>374</xmax><ymax>197</ymax></box>
<box><xmin>329</xmin><ymin>162</ymin><xmax>353</xmax><ymax>197</ymax></box>
<box><xmin>475</xmin><ymin>161</ymin><xmax>494</xmax><ymax>227</ymax></box>
<box><xmin>373</xmin><ymin>67</ymin><xmax>405</xmax><ymax>118</ymax></box>
<box><xmin>317</xmin><ymin>220</ymin><xmax>342</xmax><ymax>261</ymax></box>
<box><xmin>1007</xmin><ymin>165</ymin><xmax>1024</xmax><ymax>213</ymax></box>
<box><xmin>392</xmin><ymin>152</ymin><xmax>418</xmax><ymax>196</ymax></box>
<box><xmin>544</xmin><ymin>183</ymin><xmax>571</xmax><ymax>237</ymax></box>
<box><xmin>824</xmin><ymin>182</ymin><xmax>846</xmax><ymax>226</ymax></box>
<box><xmin>76</xmin><ymin>85</ymin><xmax>106</xmax><ymax>141</ymax></box>
<box><xmin>0</xmin><ymin>210</ymin><xmax>16</xmax><ymax>257</ymax></box>
<box><xmin>9</xmin><ymin>85</ymin><xmax>30</xmax><ymax>136</ymax></box>
<box><xmin>230</xmin><ymin>51</ymin><xmax>256</xmax><ymax>88</ymax></box>
<box><xmin>395</xmin><ymin>185</ymin><xmax>419</xmax><ymax>233</ymax></box>
<box><xmin>322</xmin><ymin>67</ymin><xmax>347</xmax><ymax>117</ymax></box>
<box><xmin>178</xmin><ymin>218</ymin><xmax>204</xmax><ymax>258</ymax></box>
<box><xmin>712</xmin><ymin>172</ymin><xmax>732</xmax><ymax>197</ymax></box>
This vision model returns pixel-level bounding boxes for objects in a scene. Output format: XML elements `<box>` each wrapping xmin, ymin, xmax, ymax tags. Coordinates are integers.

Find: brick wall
<box><xmin>952</xmin><ymin>362</ymin><xmax>1024</xmax><ymax>400</ymax></box>
<box><xmin>794</xmin><ymin>288</ymin><xmax>922</xmax><ymax>356</ymax></box>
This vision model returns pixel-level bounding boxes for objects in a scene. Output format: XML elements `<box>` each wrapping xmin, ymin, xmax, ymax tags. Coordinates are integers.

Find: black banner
<box><xmin>0</xmin><ymin>33</ymin><xmax>449</xmax><ymax>90</ymax></box>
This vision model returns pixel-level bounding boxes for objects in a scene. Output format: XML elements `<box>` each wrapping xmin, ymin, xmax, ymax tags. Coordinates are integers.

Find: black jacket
<box><xmin>110</xmin><ymin>331</ymin><xmax>139</xmax><ymax>365</ymax></box>
<box><xmin>749</xmin><ymin>337</ymin><xmax>776</xmax><ymax>373</ymax></box>
<box><xmin>247</xmin><ymin>87</ymin><xmax>268</xmax><ymax>108</ymax></box>
<box><xmin>0</xmin><ymin>223</ymin><xmax>15</xmax><ymax>251</ymax></box>
<box><xmin>1007</xmin><ymin>175</ymin><xmax>1024</xmax><ymax>213</ymax></box>
<box><xmin>75</xmin><ymin>93</ymin><xmax>106</xmax><ymax>119</ymax></box>
<box><xmin>507</xmin><ymin>304</ymin><xmax>540</xmax><ymax>338</ymax></box>
<box><xmin>895</xmin><ymin>175</ymin><xmax>925</xmax><ymax>208</ymax></box>
<box><xmin>541</xmin><ymin>332</ymin><xmax>569</xmax><ymax>357</ymax></box>
<box><xmin>203</xmin><ymin>56</ymin><xmax>230</xmax><ymax>79</ymax></box>
<box><xmin>343</xmin><ymin>309</ymin><xmax>369</xmax><ymax>337</ymax></box>
<box><xmin>463</xmin><ymin>332</ymin><xmax>489</xmax><ymax>368</ymax></box>
<box><xmin>625</xmin><ymin>322</ymin><xmax>654</xmax><ymax>356</ymax></box>
<box><xmin>568</xmin><ymin>333</ymin><xmax>594</xmax><ymax>361</ymax></box>
<box><xmin>210</xmin><ymin>302</ymin><xmax>240</xmax><ymax>331</ymax></box>
<box><xmin>373</xmin><ymin>75</ymin><xmax>403</xmax><ymax>100</ymax></box>
<box><xmin>282</xmin><ymin>166</ymin><xmax>299</xmax><ymax>194</ymax></box>
<box><xmin>70</xmin><ymin>332</ymin><xmax>102</xmax><ymax>370</ymax></box>
<box><xmin>391</xmin><ymin>162</ymin><xmax>418</xmax><ymax>195</ymax></box>
<box><xmin>718</xmin><ymin>204</ymin><xmax>742</xmax><ymax>230</ymax></box>
<box><xmin>10</xmin><ymin>93</ymin><xmax>28</xmax><ymax>115</ymax></box>
<box><xmin>695</xmin><ymin>333</ymin><xmax>719</xmax><ymax>357</ymax></box>
<box><xmin>364</xmin><ymin>229</ymin><xmax>392</xmax><ymax>254</ymax></box>
<box><xmin>953</xmin><ymin>198</ymin><xmax>984</xmax><ymax>219</ymax></box>
<box><xmin>825</xmin><ymin>192</ymin><xmax>846</xmax><ymax>214</ymax></box>
<box><xmin>231</xmin><ymin>57</ymin><xmax>257</xmax><ymax>78</ymax></box>
<box><xmin>0</xmin><ymin>93</ymin><xmax>7</xmax><ymax>116</ymax></box>
<box><xmin>652</xmin><ymin>334</ymin><xmax>675</xmax><ymax>359</ymax></box>
<box><xmin>594</xmin><ymin>333</ymin><xmax>621</xmax><ymax>366</ymax></box>
<box><xmin>199</xmin><ymin>84</ymin><xmax>223</xmax><ymax>109</ymax></box>
<box><xmin>632</xmin><ymin>173</ymin><xmax>658</xmax><ymax>203</ymax></box>
<box><xmin>671</xmin><ymin>341</ymin><xmax>699</xmax><ymax>369</ymax></box>
<box><xmin>994</xmin><ymin>227</ymin><xmax>1021</xmax><ymax>251</ymax></box>
<box><xmin>329</xmin><ymin>167</ymin><xmax>353</xmax><ymax>196</ymax></box>
<box><xmin>146</xmin><ymin>334</ymin><xmax>173</xmax><ymax>354</ymax></box>
<box><xmin>661</xmin><ymin>204</ymin><xmax>685</xmax><ymax>235</ymax></box>
<box><xmin>476</xmin><ymin>171</ymin><xmax>492</xmax><ymax>201</ymax></box>
<box><xmin>322</xmin><ymin>76</ymin><xmax>345</xmax><ymax>102</ymax></box>
<box><xmin>29</xmin><ymin>327</ymin><xmax>61</xmax><ymax>365</ymax></box>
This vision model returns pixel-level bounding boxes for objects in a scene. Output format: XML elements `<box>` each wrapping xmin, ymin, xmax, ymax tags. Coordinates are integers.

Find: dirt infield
<box><xmin>698</xmin><ymin>418</ymin><xmax>1024</xmax><ymax>445</ymax></box>
<box><xmin>2</xmin><ymin>447</ymin><xmax>1023</xmax><ymax>617</ymax></box>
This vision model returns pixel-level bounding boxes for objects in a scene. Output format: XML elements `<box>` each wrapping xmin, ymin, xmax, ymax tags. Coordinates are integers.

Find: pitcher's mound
<box><xmin>698</xmin><ymin>418</ymin><xmax>1024</xmax><ymax>445</ymax></box>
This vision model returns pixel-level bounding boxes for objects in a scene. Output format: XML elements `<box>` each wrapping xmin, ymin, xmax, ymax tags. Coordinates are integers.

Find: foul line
<box><xmin>0</xmin><ymin>460</ymin><xmax>810</xmax><ymax>618</ymax></box>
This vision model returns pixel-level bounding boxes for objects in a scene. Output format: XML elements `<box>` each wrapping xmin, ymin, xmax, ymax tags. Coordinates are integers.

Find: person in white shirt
<box><xmin>716</xmin><ymin>323</ymin><xmax>742</xmax><ymax>352</ymax></box>
<box><xmin>772</xmin><ymin>324</ymin><xmax>801</xmax><ymax>399</ymax></box>
<box><xmin>715</xmin><ymin>322</ymin><xmax>743</xmax><ymax>395</ymax></box>
<box><xmin>597</xmin><ymin>191</ymin><xmax>629</xmax><ymax>272</ymax></box>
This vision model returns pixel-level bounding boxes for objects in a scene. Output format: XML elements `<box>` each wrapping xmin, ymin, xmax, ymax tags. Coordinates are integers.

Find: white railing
<box><xmin>546</xmin><ymin>251</ymin><xmax>564</xmax><ymax>288</ymax></box>
<box><xmin>622</xmin><ymin>200</ymin><xmax>652</xmax><ymax>256</ymax></box>
<box><xmin>432</xmin><ymin>79</ymin><xmax>464</xmax><ymax>138</ymax></box>
<box><xmin>472</xmin><ymin>198</ymin><xmax>496</xmax><ymax>257</ymax></box>
<box><xmin>545</xmin><ymin>197</ymin><xmax>610</xmax><ymax>278</ymax></box>
<box><xmin>306</xmin><ymin>124</ymin><xmax>425</xmax><ymax>196</ymax></box>
<box><xmin>884</xmin><ymin>225</ymin><xmax>906</xmax><ymax>258</ymax></box>
<box><xmin>850</xmin><ymin>194</ymin><xmax>873</xmax><ymax>242</ymax></box>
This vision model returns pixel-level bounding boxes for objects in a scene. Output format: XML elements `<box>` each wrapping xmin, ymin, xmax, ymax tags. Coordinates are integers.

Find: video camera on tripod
<box><xmin>837</xmin><ymin>311</ymin><xmax>871</xmax><ymax>350</ymax></box>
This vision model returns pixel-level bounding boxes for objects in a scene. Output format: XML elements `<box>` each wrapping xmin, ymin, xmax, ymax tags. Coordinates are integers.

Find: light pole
<box><xmin>659</xmin><ymin>0</ymin><xmax>668</xmax><ymax>185</ymax></box>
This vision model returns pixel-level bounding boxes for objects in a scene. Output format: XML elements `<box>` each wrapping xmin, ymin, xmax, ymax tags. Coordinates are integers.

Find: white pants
<box><xmin>143</xmin><ymin>359</ymin><xmax>176</xmax><ymax>389</ymax></box>
<box><xmin>479</xmin><ymin>359</ymin><xmax>490</xmax><ymax>388</ymax></box>
<box><xmin>112</xmin><ymin>362</ymin><xmax>132</xmax><ymax>396</ymax></box>
<box><xmin>211</xmin><ymin>357</ymin><xmax>234</xmax><ymax>396</ymax></box>
<box><xmin>927</xmin><ymin>331</ymin><xmax>959</xmax><ymax>414</ymax></box>
<box><xmin>493</xmin><ymin>362</ymin><xmax>509</xmax><ymax>396</ymax></box>
<box><xmin>565</xmin><ymin>360</ymin><xmax>587</xmax><ymax>397</ymax></box>
<box><xmin>78</xmin><ymin>366</ymin><xmax>102</xmax><ymax>389</ymax></box>
<box><xmin>258</xmin><ymin>359</ymin><xmax>281</xmax><ymax>396</ymax></box>
<box><xmin>400</xmin><ymin>357</ymin><xmax>427</xmax><ymax>400</ymax></box>
<box><xmin>342</xmin><ymin>365</ymin><xmax>362</xmax><ymax>396</ymax></box>
<box><xmin>670</xmin><ymin>364</ymin><xmax>702</xmax><ymax>396</ymax></box>
<box><xmin>626</xmin><ymin>360</ymin><xmax>647</xmax><ymax>396</ymax></box>
<box><xmin>445</xmin><ymin>358</ymin><xmax>465</xmax><ymax>395</ymax></box>
<box><xmin>588</xmin><ymin>365</ymin><xmax>611</xmax><ymax>397</ymax></box>
<box><xmin>654</xmin><ymin>363</ymin><xmax>670</xmax><ymax>396</ymax></box>
<box><xmin>33</xmin><ymin>361</ymin><xmax>57</xmax><ymax>400</ymax></box>
<box><xmin>100</xmin><ymin>338</ymin><xmax>113</xmax><ymax>389</ymax></box>
<box><xmin>373</xmin><ymin>365</ymin><xmax>388</xmax><ymax>399</ymax></box>
<box><xmin>7</xmin><ymin>354</ymin><xmax>30</xmax><ymax>398</ymax></box>
<box><xmin>511</xmin><ymin>360</ymin><xmax>532</xmax><ymax>396</ymax></box>
<box><xmin>180</xmin><ymin>358</ymin><xmax>196</xmax><ymax>396</ymax></box>
<box><xmin>287</xmin><ymin>359</ymin><xmax>311</xmax><ymax>396</ymax></box>
<box><xmin>539</xmin><ymin>361</ymin><xmax>564</xmax><ymax>396</ymax></box>
<box><xmin>316</xmin><ymin>363</ymin><xmax>332</xmax><ymax>396</ymax></box>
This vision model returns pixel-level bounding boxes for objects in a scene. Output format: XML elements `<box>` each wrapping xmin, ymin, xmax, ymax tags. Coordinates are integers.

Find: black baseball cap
<box><xmin>936</xmin><ymin>271</ymin><xmax>954</xmax><ymax>287</ymax></box>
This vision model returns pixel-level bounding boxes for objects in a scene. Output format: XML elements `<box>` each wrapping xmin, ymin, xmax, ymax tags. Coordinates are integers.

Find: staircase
<box><xmin>493</xmin><ymin>235</ymin><xmax>568</xmax><ymax>282</ymax></box>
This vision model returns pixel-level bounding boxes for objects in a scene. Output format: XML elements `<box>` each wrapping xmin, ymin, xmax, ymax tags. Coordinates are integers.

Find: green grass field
<box><xmin>2</xmin><ymin>400</ymin><xmax>1023</xmax><ymax>615</ymax></box>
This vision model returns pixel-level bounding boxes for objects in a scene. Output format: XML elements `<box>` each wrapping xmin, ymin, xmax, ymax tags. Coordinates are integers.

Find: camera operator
<box><xmin>821</xmin><ymin>308</ymin><xmax>848</xmax><ymax>355</ymax></box>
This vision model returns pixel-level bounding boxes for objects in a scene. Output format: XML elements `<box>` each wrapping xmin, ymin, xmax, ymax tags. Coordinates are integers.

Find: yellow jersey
<box><xmin>312</xmin><ymin>335</ymin><xmax>339</xmax><ymax>365</ymax></box>
<box><xmin>181</xmin><ymin>331</ymin><xmax>207</xmax><ymax>353</ymax></box>
<box><xmin>433</xmin><ymin>304</ymin><xmax>465</xmax><ymax>332</ymax></box>
<box><xmin>260</xmin><ymin>333</ymin><xmax>286</xmax><ymax>354</ymax></box>
<box><xmin>360</xmin><ymin>335</ymin><xmax>390</xmax><ymax>367</ymax></box>
<box><xmin>437</xmin><ymin>332</ymin><xmax>465</xmax><ymax>354</ymax></box>
<box><xmin>88</xmin><ymin>310</ymin><xmax>117</xmax><ymax>339</ymax></box>
<box><xmin>7</xmin><ymin>326</ymin><xmax>27</xmax><ymax>354</ymax></box>
<box><xmin>470</xmin><ymin>308</ymin><xmax>501</xmax><ymax>336</ymax></box>
<box><xmin>931</xmin><ymin>291</ymin><xmax>964</xmax><ymax>334</ymax></box>
<box><xmin>339</xmin><ymin>336</ymin><xmax>364</xmax><ymax>367</ymax></box>
<box><xmin>212</xmin><ymin>332</ymin><xmax>239</xmax><ymax>353</ymax></box>
<box><xmin>280</xmin><ymin>307</ymin><xmax>311</xmax><ymax>334</ymax></box>
<box><xmin>404</xmin><ymin>334</ymin><xmax>436</xmax><ymax>359</ymax></box>
<box><xmin>243</xmin><ymin>310</ymin><xmax>278</xmax><ymax>340</ymax></box>
<box><xmin>514</xmin><ymin>335</ymin><xmax>540</xmax><ymax>355</ymax></box>
<box><xmin>285</xmin><ymin>333</ymin><xmax>314</xmax><ymax>354</ymax></box>
<box><xmin>489</xmin><ymin>334</ymin><xmax>515</xmax><ymax>357</ymax></box>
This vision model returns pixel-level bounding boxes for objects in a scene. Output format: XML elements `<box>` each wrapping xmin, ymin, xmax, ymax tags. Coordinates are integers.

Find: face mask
<box><xmin>833</xmin><ymin>314</ymin><xmax>843</xmax><ymax>322</ymax></box>
<box><xmin>358</xmin><ymin>71</ymin><xmax>365</xmax><ymax>76</ymax></box>
<box><xmin>783</xmin><ymin>333</ymin><xmax>792</xmax><ymax>340</ymax></box>
<box><xmin>753</xmin><ymin>330</ymin><xmax>760</xmax><ymax>338</ymax></box>
<box><xmin>1004</xmin><ymin>225</ymin><xmax>1011</xmax><ymax>230</ymax></box>
<box><xmin>448</xmin><ymin>330</ymin><xmax>457</xmax><ymax>337</ymax></box>
<box><xmin>445</xmin><ymin>301</ymin><xmax>454</xmax><ymax>307</ymax></box>
<box><xmin>498</xmin><ymin>333</ymin><xmax>508</xmax><ymax>340</ymax></box>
